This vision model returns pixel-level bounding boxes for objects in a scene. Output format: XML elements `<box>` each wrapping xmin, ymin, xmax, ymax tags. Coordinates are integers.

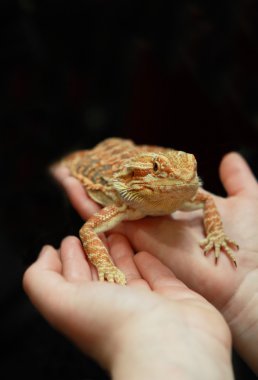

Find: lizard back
<box><xmin>63</xmin><ymin>138</ymin><xmax>169</xmax><ymax>205</ymax></box>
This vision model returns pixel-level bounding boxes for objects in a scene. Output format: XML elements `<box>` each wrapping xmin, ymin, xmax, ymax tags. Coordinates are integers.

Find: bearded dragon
<box><xmin>61</xmin><ymin>138</ymin><xmax>238</xmax><ymax>285</ymax></box>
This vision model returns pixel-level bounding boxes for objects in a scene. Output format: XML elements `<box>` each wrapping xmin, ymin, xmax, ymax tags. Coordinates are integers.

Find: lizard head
<box><xmin>112</xmin><ymin>150</ymin><xmax>201</xmax><ymax>214</ymax></box>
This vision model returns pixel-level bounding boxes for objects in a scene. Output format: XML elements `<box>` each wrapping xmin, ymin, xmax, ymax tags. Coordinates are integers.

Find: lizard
<box><xmin>61</xmin><ymin>137</ymin><xmax>239</xmax><ymax>285</ymax></box>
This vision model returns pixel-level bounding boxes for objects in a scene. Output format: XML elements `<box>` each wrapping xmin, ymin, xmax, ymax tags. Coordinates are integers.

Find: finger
<box><xmin>219</xmin><ymin>152</ymin><xmax>258</xmax><ymax>196</ymax></box>
<box><xmin>23</xmin><ymin>245</ymin><xmax>63</xmax><ymax>281</ymax></box>
<box><xmin>50</xmin><ymin>165</ymin><xmax>100</xmax><ymax>219</ymax></box>
<box><xmin>134</xmin><ymin>251</ymin><xmax>194</xmax><ymax>299</ymax></box>
<box><xmin>134</xmin><ymin>250</ymin><xmax>176</xmax><ymax>285</ymax></box>
<box><xmin>60</xmin><ymin>236</ymin><xmax>93</xmax><ymax>282</ymax></box>
<box><xmin>108</xmin><ymin>233</ymin><xmax>150</xmax><ymax>289</ymax></box>
<box><xmin>23</xmin><ymin>246</ymin><xmax>67</xmax><ymax>317</ymax></box>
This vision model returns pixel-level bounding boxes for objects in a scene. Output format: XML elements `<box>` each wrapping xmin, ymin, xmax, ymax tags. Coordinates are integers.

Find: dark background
<box><xmin>1</xmin><ymin>1</ymin><xmax>258</xmax><ymax>379</ymax></box>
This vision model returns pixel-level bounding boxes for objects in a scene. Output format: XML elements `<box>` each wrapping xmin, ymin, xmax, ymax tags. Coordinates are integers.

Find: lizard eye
<box><xmin>153</xmin><ymin>161</ymin><xmax>159</xmax><ymax>172</ymax></box>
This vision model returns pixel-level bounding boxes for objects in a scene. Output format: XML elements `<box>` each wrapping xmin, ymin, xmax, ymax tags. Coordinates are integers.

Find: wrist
<box><xmin>222</xmin><ymin>275</ymin><xmax>258</xmax><ymax>375</ymax></box>
<box><xmin>109</xmin><ymin>318</ymin><xmax>233</xmax><ymax>380</ymax></box>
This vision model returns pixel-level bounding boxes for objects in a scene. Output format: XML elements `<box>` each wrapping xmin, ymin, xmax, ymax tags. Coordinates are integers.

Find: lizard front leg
<box><xmin>80</xmin><ymin>204</ymin><xmax>142</xmax><ymax>285</ymax></box>
<box><xmin>183</xmin><ymin>190</ymin><xmax>239</xmax><ymax>266</ymax></box>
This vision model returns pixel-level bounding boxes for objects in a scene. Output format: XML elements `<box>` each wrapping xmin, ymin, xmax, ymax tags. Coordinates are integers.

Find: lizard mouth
<box><xmin>143</xmin><ymin>177</ymin><xmax>201</xmax><ymax>189</ymax></box>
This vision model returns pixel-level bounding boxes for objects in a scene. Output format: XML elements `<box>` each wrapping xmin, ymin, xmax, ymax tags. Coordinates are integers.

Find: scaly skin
<box><xmin>62</xmin><ymin>138</ymin><xmax>239</xmax><ymax>284</ymax></box>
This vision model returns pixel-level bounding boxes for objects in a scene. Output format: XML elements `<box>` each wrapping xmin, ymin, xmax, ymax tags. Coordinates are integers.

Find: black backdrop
<box><xmin>1</xmin><ymin>1</ymin><xmax>258</xmax><ymax>379</ymax></box>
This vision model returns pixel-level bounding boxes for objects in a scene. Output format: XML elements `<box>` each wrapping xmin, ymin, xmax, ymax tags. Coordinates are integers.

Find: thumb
<box><xmin>219</xmin><ymin>152</ymin><xmax>257</xmax><ymax>196</ymax></box>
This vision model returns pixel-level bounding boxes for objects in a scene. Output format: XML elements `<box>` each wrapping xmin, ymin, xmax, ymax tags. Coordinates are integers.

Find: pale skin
<box><xmin>24</xmin><ymin>152</ymin><xmax>258</xmax><ymax>377</ymax></box>
<box><xmin>23</xmin><ymin>236</ymin><xmax>234</xmax><ymax>380</ymax></box>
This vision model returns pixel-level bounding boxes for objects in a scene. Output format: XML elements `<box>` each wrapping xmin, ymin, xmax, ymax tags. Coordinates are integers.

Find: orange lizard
<box><xmin>61</xmin><ymin>138</ymin><xmax>239</xmax><ymax>285</ymax></box>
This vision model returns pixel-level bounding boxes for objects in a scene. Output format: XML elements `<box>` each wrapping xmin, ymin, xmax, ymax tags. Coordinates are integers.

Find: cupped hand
<box><xmin>23</xmin><ymin>234</ymin><xmax>233</xmax><ymax>379</ymax></box>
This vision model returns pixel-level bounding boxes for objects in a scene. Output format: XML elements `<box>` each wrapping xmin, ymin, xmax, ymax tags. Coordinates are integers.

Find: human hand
<box><xmin>23</xmin><ymin>234</ymin><xmax>233</xmax><ymax>380</ymax></box>
<box><xmin>51</xmin><ymin>152</ymin><xmax>258</xmax><ymax>374</ymax></box>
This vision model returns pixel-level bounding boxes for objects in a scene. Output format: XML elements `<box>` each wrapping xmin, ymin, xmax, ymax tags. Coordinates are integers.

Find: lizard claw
<box><xmin>199</xmin><ymin>234</ymin><xmax>239</xmax><ymax>267</ymax></box>
<box><xmin>98</xmin><ymin>264</ymin><xmax>127</xmax><ymax>285</ymax></box>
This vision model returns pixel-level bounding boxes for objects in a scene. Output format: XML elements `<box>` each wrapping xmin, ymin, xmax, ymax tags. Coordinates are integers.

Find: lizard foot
<box><xmin>199</xmin><ymin>233</ymin><xmax>239</xmax><ymax>267</ymax></box>
<box><xmin>97</xmin><ymin>263</ymin><xmax>127</xmax><ymax>285</ymax></box>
